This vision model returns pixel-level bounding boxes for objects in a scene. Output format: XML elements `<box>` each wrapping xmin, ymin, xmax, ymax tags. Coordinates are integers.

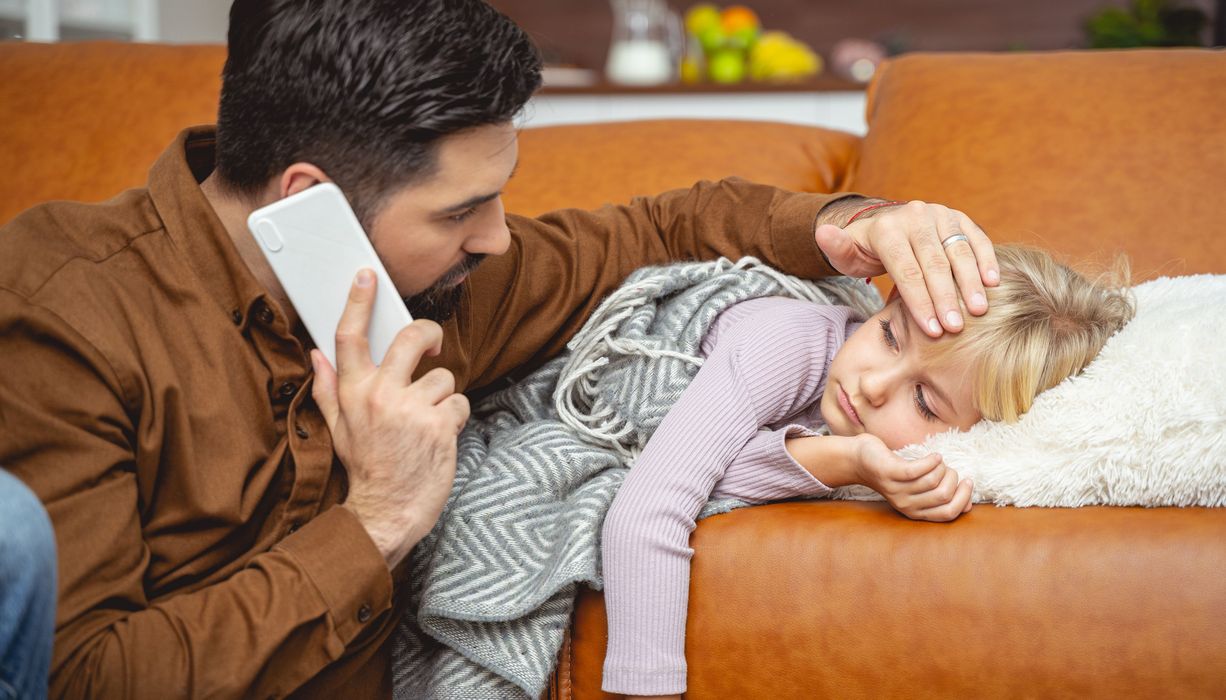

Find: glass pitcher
<box><xmin>605</xmin><ymin>0</ymin><xmax>684</xmax><ymax>85</ymax></box>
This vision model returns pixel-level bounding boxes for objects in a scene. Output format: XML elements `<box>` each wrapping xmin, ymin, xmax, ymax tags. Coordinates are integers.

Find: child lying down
<box><xmin>600</xmin><ymin>244</ymin><xmax>1134</xmax><ymax>698</ymax></box>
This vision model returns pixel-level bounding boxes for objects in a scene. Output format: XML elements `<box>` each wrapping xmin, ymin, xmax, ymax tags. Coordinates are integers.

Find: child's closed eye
<box><xmin>882</xmin><ymin>318</ymin><xmax>939</xmax><ymax>421</ymax></box>
<box><xmin>879</xmin><ymin>318</ymin><xmax>897</xmax><ymax>349</ymax></box>
<box><xmin>914</xmin><ymin>385</ymin><xmax>938</xmax><ymax>421</ymax></box>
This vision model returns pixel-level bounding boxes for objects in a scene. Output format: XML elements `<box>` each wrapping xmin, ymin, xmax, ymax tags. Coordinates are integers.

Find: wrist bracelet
<box><xmin>847</xmin><ymin>200</ymin><xmax>908</xmax><ymax>225</ymax></box>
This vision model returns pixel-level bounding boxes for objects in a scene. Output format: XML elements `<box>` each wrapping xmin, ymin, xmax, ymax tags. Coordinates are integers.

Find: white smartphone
<box><xmin>246</xmin><ymin>182</ymin><xmax>412</xmax><ymax>368</ymax></box>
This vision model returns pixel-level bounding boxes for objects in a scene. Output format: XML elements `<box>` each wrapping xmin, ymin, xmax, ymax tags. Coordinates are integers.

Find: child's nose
<box><xmin>860</xmin><ymin>371</ymin><xmax>888</xmax><ymax>407</ymax></box>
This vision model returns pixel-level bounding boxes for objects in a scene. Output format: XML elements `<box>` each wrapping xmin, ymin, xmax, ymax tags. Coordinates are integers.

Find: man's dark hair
<box><xmin>216</xmin><ymin>0</ymin><xmax>542</xmax><ymax>225</ymax></box>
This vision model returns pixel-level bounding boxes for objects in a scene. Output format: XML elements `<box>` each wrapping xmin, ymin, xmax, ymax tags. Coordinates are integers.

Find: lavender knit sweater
<box><xmin>601</xmin><ymin>297</ymin><xmax>861</xmax><ymax>695</ymax></box>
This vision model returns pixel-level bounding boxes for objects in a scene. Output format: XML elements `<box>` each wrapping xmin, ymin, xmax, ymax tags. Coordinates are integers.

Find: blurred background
<box><xmin>4</xmin><ymin>0</ymin><xmax>1222</xmax><ymax>134</ymax></box>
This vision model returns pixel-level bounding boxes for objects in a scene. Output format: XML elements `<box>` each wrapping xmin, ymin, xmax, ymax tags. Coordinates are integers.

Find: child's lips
<box><xmin>838</xmin><ymin>385</ymin><xmax>863</xmax><ymax>428</ymax></box>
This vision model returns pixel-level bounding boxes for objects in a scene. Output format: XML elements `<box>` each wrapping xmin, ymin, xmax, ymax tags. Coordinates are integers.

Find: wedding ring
<box><xmin>941</xmin><ymin>233</ymin><xmax>970</xmax><ymax>249</ymax></box>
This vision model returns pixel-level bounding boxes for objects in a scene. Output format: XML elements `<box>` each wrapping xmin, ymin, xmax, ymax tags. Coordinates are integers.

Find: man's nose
<box><xmin>465</xmin><ymin>215</ymin><xmax>511</xmax><ymax>257</ymax></box>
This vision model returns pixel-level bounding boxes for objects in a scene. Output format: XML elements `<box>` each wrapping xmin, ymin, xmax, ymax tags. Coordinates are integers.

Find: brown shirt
<box><xmin>0</xmin><ymin>127</ymin><xmax>848</xmax><ymax>698</ymax></box>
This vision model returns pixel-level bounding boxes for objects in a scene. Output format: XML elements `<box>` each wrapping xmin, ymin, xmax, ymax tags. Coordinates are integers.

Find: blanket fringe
<box><xmin>554</xmin><ymin>257</ymin><xmax>881</xmax><ymax>460</ymax></box>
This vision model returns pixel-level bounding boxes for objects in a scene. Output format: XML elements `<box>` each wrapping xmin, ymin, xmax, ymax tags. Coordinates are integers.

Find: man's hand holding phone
<box><xmin>310</xmin><ymin>269</ymin><xmax>469</xmax><ymax>570</ymax></box>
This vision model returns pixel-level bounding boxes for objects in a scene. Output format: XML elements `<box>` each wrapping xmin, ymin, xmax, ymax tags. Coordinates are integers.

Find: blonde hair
<box><xmin>925</xmin><ymin>245</ymin><xmax>1135</xmax><ymax>423</ymax></box>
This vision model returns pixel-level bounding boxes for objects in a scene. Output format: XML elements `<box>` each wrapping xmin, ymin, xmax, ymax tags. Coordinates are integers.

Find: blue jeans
<box><xmin>0</xmin><ymin>470</ymin><xmax>56</xmax><ymax>700</ymax></box>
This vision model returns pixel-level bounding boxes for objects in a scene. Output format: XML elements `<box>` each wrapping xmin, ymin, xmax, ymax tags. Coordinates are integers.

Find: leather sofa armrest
<box><xmin>561</xmin><ymin>500</ymin><xmax>1226</xmax><ymax>699</ymax></box>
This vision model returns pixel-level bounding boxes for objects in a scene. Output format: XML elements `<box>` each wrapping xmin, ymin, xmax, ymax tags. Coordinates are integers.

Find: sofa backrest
<box><xmin>4</xmin><ymin>41</ymin><xmax>1222</xmax><ymax>285</ymax></box>
<box><xmin>850</xmin><ymin>48</ymin><xmax>1226</xmax><ymax>279</ymax></box>
<box><xmin>506</xmin><ymin>119</ymin><xmax>858</xmax><ymax>217</ymax></box>
<box><xmin>0</xmin><ymin>41</ymin><xmax>858</xmax><ymax>227</ymax></box>
<box><xmin>0</xmin><ymin>42</ymin><xmax>225</xmax><ymax>225</ymax></box>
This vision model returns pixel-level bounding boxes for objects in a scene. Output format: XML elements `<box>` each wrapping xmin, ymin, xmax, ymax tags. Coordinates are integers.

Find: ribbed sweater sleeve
<box><xmin>600</xmin><ymin>297</ymin><xmax>858</xmax><ymax>696</ymax></box>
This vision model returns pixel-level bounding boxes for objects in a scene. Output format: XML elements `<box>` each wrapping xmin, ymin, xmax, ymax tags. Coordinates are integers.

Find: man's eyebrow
<box><xmin>895</xmin><ymin>305</ymin><xmax>956</xmax><ymax>418</ymax></box>
<box><xmin>437</xmin><ymin>159</ymin><xmax>518</xmax><ymax>215</ymax></box>
<box><xmin>439</xmin><ymin>190</ymin><xmax>500</xmax><ymax>215</ymax></box>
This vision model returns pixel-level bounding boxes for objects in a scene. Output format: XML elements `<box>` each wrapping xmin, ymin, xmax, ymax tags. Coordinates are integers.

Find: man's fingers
<box><xmin>867</xmin><ymin>202</ymin><xmax>1001</xmax><ymax>337</ymax></box>
<box><xmin>941</xmin><ymin>212</ymin><xmax>992</xmax><ymax>316</ymax></box>
<box><xmin>883</xmin><ymin>238</ymin><xmax>941</xmax><ymax>338</ymax></box>
<box><xmin>918</xmin><ymin>212</ymin><xmax>965</xmax><ymax>335</ymax></box>
<box><xmin>869</xmin><ymin>206</ymin><xmax>943</xmax><ymax>337</ymax></box>
<box><xmin>310</xmin><ymin>349</ymin><xmax>341</xmax><ymax>429</ymax></box>
<box><xmin>959</xmin><ymin>212</ymin><xmax>1000</xmax><ymax>290</ymax></box>
<box><xmin>815</xmin><ymin>224</ymin><xmax>853</xmax><ymax>271</ymax></box>
<box><xmin>335</xmin><ymin>269</ymin><xmax>378</xmax><ymax>380</ymax></box>
<box><xmin>440</xmin><ymin>393</ymin><xmax>471</xmax><ymax>433</ymax></box>
<box><xmin>378</xmin><ymin>320</ymin><xmax>445</xmax><ymax>386</ymax></box>
<box><xmin>815</xmin><ymin>224</ymin><xmax>879</xmax><ymax>277</ymax></box>
<box><xmin>933</xmin><ymin>212</ymin><xmax>983</xmax><ymax>321</ymax></box>
<box><xmin>407</xmin><ymin>367</ymin><xmax>458</xmax><ymax>406</ymax></box>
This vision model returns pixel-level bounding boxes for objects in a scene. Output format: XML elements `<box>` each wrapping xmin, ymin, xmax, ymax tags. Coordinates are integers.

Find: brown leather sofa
<box><xmin>3</xmin><ymin>42</ymin><xmax>1225</xmax><ymax>699</ymax></box>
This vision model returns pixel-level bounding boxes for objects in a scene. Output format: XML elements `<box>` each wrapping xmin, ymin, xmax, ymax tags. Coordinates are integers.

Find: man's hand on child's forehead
<box><xmin>815</xmin><ymin>199</ymin><xmax>999</xmax><ymax>338</ymax></box>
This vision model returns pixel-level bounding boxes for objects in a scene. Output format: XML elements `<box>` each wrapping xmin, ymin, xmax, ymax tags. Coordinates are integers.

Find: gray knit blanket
<box><xmin>391</xmin><ymin>257</ymin><xmax>881</xmax><ymax>699</ymax></box>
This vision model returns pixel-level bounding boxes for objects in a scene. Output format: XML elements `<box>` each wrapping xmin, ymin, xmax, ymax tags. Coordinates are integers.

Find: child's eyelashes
<box><xmin>881</xmin><ymin>317</ymin><xmax>939</xmax><ymax>421</ymax></box>
<box><xmin>878</xmin><ymin>318</ymin><xmax>898</xmax><ymax>349</ymax></box>
<box><xmin>914</xmin><ymin>385</ymin><xmax>938</xmax><ymax>421</ymax></box>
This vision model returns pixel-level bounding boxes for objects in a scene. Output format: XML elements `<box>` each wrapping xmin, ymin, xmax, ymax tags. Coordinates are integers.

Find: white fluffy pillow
<box><xmin>832</xmin><ymin>275</ymin><xmax>1226</xmax><ymax>507</ymax></box>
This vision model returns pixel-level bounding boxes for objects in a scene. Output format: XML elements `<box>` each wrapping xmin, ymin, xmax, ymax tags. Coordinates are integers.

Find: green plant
<box><xmin>1084</xmin><ymin>0</ymin><xmax>1208</xmax><ymax>48</ymax></box>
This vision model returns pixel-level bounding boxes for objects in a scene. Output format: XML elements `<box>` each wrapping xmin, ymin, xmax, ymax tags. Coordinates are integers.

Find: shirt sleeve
<box><xmin>426</xmin><ymin>178</ymin><xmax>860</xmax><ymax>393</ymax></box>
<box><xmin>600</xmin><ymin>297</ymin><xmax>850</xmax><ymax>695</ymax></box>
<box><xmin>710</xmin><ymin>424</ymin><xmax>833</xmax><ymax>503</ymax></box>
<box><xmin>0</xmin><ymin>292</ymin><xmax>392</xmax><ymax>700</ymax></box>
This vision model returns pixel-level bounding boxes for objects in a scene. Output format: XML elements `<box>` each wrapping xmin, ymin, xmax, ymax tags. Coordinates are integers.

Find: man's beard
<box><xmin>402</xmin><ymin>254</ymin><xmax>485</xmax><ymax>322</ymax></box>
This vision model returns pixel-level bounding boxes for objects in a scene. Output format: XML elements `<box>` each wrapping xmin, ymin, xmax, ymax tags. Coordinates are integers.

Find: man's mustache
<box><xmin>400</xmin><ymin>254</ymin><xmax>487</xmax><ymax>322</ymax></box>
<box><xmin>441</xmin><ymin>254</ymin><xmax>486</xmax><ymax>286</ymax></box>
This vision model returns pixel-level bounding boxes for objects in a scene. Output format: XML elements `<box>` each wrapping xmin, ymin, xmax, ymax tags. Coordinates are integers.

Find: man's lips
<box><xmin>442</xmin><ymin>255</ymin><xmax>485</xmax><ymax>287</ymax></box>
<box><xmin>838</xmin><ymin>385</ymin><xmax>863</xmax><ymax>428</ymax></box>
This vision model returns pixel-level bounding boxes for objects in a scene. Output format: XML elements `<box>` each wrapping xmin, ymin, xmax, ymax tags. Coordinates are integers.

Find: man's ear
<box><xmin>278</xmin><ymin>163</ymin><xmax>331</xmax><ymax>199</ymax></box>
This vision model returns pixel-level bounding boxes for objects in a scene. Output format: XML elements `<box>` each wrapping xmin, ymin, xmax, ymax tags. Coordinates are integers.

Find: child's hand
<box><xmin>851</xmin><ymin>433</ymin><xmax>974</xmax><ymax>522</ymax></box>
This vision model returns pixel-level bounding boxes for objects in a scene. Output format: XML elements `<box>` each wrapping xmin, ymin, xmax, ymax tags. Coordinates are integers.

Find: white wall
<box><xmin>158</xmin><ymin>0</ymin><xmax>228</xmax><ymax>43</ymax></box>
<box><xmin>1</xmin><ymin>0</ymin><xmax>229</xmax><ymax>42</ymax></box>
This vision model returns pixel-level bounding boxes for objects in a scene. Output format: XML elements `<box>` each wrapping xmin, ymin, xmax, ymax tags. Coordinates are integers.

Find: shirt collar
<box><xmin>147</xmin><ymin>126</ymin><xmax>269</xmax><ymax>326</ymax></box>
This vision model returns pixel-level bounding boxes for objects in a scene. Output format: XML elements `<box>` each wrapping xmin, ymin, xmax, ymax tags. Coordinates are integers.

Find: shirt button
<box><xmin>357</xmin><ymin>604</ymin><xmax>373</xmax><ymax>623</ymax></box>
<box><xmin>277</xmin><ymin>381</ymin><xmax>298</xmax><ymax>399</ymax></box>
<box><xmin>231</xmin><ymin>309</ymin><xmax>242</xmax><ymax>325</ymax></box>
<box><xmin>294</xmin><ymin>423</ymin><xmax>310</xmax><ymax>439</ymax></box>
<box><xmin>257</xmin><ymin>304</ymin><xmax>275</xmax><ymax>325</ymax></box>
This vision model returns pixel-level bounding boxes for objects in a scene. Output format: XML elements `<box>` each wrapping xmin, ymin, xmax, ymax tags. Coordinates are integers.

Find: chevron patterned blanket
<box><xmin>391</xmin><ymin>258</ymin><xmax>881</xmax><ymax>699</ymax></box>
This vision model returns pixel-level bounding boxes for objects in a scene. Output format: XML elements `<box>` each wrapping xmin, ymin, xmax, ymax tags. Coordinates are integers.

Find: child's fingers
<box><xmin>918</xmin><ymin>478</ymin><xmax>975</xmax><ymax>522</ymax></box>
<box><xmin>953</xmin><ymin>478</ymin><xmax>974</xmax><ymax>514</ymax></box>
<box><xmin>895</xmin><ymin>452</ymin><xmax>945</xmax><ymax>489</ymax></box>
<box><xmin>911</xmin><ymin>466</ymin><xmax>961</xmax><ymax>511</ymax></box>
